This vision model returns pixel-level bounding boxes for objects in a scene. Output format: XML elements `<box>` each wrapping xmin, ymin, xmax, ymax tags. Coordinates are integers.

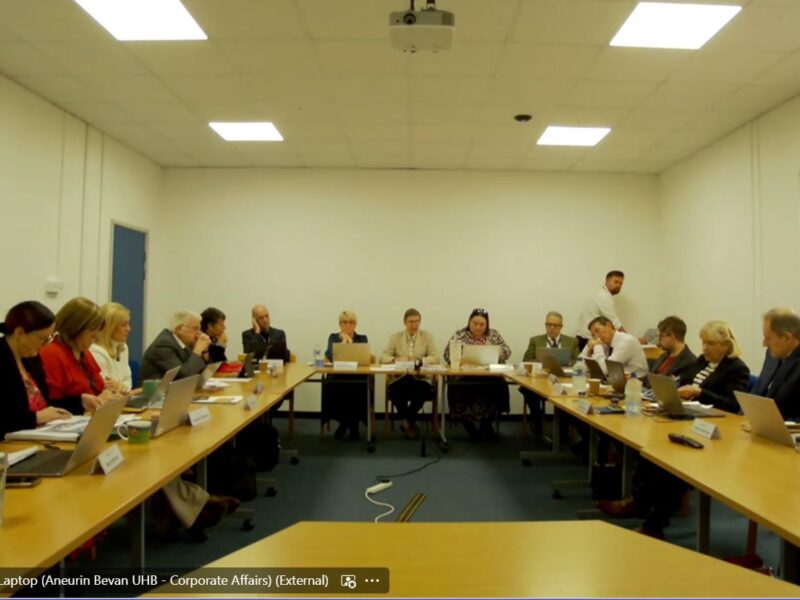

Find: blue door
<box><xmin>111</xmin><ymin>225</ymin><xmax>147</xmax><ymax>363</ymax></box>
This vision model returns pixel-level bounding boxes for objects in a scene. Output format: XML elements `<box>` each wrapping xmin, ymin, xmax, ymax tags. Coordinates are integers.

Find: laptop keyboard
<box><xmin>9</xmin><ymin>449</ymin><xmax>71</xmax><ymax>475</ymax></box>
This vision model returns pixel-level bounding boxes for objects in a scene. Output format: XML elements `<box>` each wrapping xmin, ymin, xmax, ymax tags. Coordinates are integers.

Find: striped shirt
<box><xmin>692</xmin><ymin>362</ymin><xmax>718</xmax><ymax>386</ymax></box>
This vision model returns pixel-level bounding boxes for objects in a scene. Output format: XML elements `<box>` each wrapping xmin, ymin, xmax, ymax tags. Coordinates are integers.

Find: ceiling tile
<box><xmin>510</xmin><ymin>0</ymin><xmax>635</xmax><ymax>45</ymax></box>
<box><xmin>184</xmin><ymin>0</ymin><xmax>308</xmax><ymax>41</ymax></box>
<box><xmin>495</xmin><ymin>43</ymin><xmax>601</xmax><ymax>80</ymax></box>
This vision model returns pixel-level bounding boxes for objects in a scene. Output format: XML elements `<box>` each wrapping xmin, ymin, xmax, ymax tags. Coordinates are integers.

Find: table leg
<box><xmin>621</xmin><ymin>444</ymin><xmax>634</xmax><ymax>498</ymax></box>
<box><xmin>780</xmin><ymin>539</ymin><xmax>799</xmax><ymax>583</ymax></box>
<box><xmin>696</xmin><ymin>491</ymin><xmax>710</xmax><ymax>554</ymax></box>
<box><xmin>129</xmin><ymin>503</ymin><xmax>145</xmax><ymax>569</ymax></box>
<box><xmin>197</xmin><ymin>457</ymin><xmax>208</xmax><ymax>490</ymax></box>
<box><xmin>366</xmin><ymin>377</ymin><xmax>375</xmax><ymax>453</ymax></box>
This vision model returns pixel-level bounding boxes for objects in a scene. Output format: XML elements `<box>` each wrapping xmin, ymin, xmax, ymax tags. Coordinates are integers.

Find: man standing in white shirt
<box><xmin>580</xmin><ymin>316</ymin><xmax>648</xmax><ymax>378</ymax></box>
<box><xmin>576</xmin><ymin>270</ymin><xmax>626</xmax><ymax>350</ymax></box>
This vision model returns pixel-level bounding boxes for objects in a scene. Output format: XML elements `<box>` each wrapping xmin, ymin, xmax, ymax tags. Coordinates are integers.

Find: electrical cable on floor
<box><xmin>376</xmin><ymin>402</ymin><xmax>441</xmax><ymax>482</ymax></box>
<box><xmin>365</xmin><ymin>482</ymin><xmax>395</xmax><ymax>522</ymax></box>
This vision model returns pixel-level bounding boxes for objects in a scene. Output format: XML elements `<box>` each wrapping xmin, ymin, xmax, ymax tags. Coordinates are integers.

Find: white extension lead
<box><xmin>365</xmin><ymin>481</ymin><xmax>394</xmax><ymax>522</ymax></box>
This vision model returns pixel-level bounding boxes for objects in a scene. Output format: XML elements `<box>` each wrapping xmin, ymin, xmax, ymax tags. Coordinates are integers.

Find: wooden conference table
<box><xmin>151</xmin><ymin>521</ymin><xmax>800</xmax><ymax>597</ymax></box>
<box><xmin>509</xmin><ymin>371</ymin><xmax>800</xmax><ymax>581</ymax></box>
<box><xmin>0</xmin><ymin>363</ymin><xmax>315</xmax><ymax>591</ymax></box>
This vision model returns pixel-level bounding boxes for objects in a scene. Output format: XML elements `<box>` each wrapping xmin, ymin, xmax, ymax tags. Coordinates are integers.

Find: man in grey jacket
<box><xmin>140</xmin><ymin>309</ymin><xmax>210</xmax><ymax>382</ymax></box>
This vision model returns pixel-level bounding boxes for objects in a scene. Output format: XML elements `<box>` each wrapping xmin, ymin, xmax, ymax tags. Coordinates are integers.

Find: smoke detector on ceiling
<box><xmin>389</xmin><ymin>0</ymin><xmax>455</xmax><ymax>53</ymax></box>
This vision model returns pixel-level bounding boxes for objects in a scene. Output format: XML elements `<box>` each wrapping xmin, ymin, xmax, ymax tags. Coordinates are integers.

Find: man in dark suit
<box><xmin>520</xmin><ymin>311</ymin><xmax>579</xmax><ymax>441</ymax></box>
<box><xmin>648</xmin><ymin>316</ymin><xmax>696</xmax><ymax>385</ymax></box>
<box><xmin>753</xmin><ymin>308</ymin><xmax>800</xmax><ymax>420</ymax></box>
<box><xmin>140</xmin><ymin>309</ymin><xmax>210</xmax><ymax>382</ymax></box>
<box><xmin>242</xmin><ymin>304</ymin><xmax>290</xmax><ymax>361</ymax></box>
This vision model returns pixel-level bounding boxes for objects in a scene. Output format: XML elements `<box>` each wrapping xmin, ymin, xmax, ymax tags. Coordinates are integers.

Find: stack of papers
<box><xmin>7</xmin><ymin>446</ymin><xmax>38</xmax><ymax>466</ymax></box>
<box><xmin>193</xmin><ymin>395</ymin><xmax>243</xmax><ymax>405</ymax></box>
<box><xmin>5</xmin><ymin>414</ymin><xmax>138</xmax><ymax>442</ymax></box>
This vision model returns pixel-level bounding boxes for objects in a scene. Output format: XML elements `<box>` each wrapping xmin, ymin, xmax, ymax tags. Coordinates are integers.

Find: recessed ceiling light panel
<box><xmin>610</xmin><ymin>2</ymin><xmax>742</xmax><ymax>50</ymax></box>
<box><xmin>209</xmin><ymin>122</ymin><xmax>284</xmax><ymax>142</ymax></box>
<box><xmin>537</xmin><ymin>126</ymin><xmax>611</xmax><ymax>147</ymax></box>
<box><xmin>73</xmin><ymin>0</ymin><xmax>207</xmax><ymax>41</ymax></box>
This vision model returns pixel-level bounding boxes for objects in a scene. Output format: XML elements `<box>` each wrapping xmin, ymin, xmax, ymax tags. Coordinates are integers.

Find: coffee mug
<box><xmin>259</xmin><ymin>360</ymin><xmax>268</xmax><ymax>374</ymax></box>
<box><xmin>117</xmin><ymin>420</ymin><xmax>152</xmax><ymax>444</ymax></box>
<box><xmin>238</xmin><ymin>353</ymin><xmax>248</xmax><ymax>363</ymax></box>
<box><xmin>141</xmin><ymin>379</ymin><xmax>159</xmax><ymax>399</ymax></box>
<box><xmin>588</xmin><ymin>378</ymin><xmax>601</xmax><ymax>395</ymax></box>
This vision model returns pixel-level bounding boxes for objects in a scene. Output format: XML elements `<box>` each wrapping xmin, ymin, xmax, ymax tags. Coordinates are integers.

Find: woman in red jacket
<box><xmin>39</xmin><ymin>297</ymin><xmax>126</xmax><ymax>414</ymax></box>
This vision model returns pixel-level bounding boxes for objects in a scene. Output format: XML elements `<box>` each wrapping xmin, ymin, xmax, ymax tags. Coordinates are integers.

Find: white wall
<box><xmin>659</xmin><ymin>94</ymin><xmax>800</xmax><ymax>371</ymax></box>
<box><xmin>153</xmin><ymin>168</ymin><xmax>661</xmax><ymax>411</ymax></box>
<box><xmin>0</xmin><ymin>75</ymin><xmax>161</xmax><ymax>323</ymax></box>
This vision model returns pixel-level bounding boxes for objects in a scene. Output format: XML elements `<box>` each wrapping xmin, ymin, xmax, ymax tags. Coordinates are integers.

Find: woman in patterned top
<box><xmin>0</xmin><ymin>300</ymin><xmax>72</xmax><ymax>437</ymax></box>
<box><xmin>444</xmin><ymin>308</ymin><xmax>511</xmax><ymax>440</ymax></box>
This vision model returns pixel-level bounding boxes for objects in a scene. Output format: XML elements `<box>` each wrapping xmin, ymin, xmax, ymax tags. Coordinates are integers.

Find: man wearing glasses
<box><xmin>520</xmin><ymin>311</ymin><xmax>579</xmax><ymax>441</ymax></box>
<box><xmin>649</xmin><ymin>316</ymin><xmax>696</xmax><ymax>384</ymax></box>
<box><xmin>140</xmin><ymin>309</ymin><xmax>211</xmax><ymax>381</ymax></box>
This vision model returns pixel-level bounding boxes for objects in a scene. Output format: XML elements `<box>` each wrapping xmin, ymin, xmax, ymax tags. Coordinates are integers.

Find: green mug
<box><xmin>141</xmin><ymin>379</ymin><xmax>159</xmax><ymax>399</ymax></box>
<box><xmin>117</xmin><ymin>420</ymin><xmax>152</xmax><ymax>444</ymax></box>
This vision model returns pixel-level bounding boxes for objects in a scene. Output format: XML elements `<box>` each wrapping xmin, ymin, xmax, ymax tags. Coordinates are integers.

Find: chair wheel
<box><xmin>522</xmin><ymin>459</ymin><xmax>532</xmax><ymax>467</ymax></box>
<box><xmin>265</xmin><ymin>488</ymin><xmax>277</xmax><ymax>497</ymax></box>
<box><xmin>242</xmin><ymin>519</ymin><xmax>255</xmax><ymax>531</ymax></box>
<box><xmin>552</xmin><ymin>489</ymin><xmax>563</xmax><ymax>500</ymax></box>
<box><xmin>290</xmin><ymin>457</ymin><xmax>300</xmax><ymax>465</ymax></box>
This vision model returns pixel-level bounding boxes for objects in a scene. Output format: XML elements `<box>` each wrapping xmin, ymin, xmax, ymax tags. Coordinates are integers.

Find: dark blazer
<box><xmin>207</xmin><ymin>341</ymin><xmax>228</xmax><ymax>363</ymax></box>
<box><xmin>688</xmin><ymin>355</ymin><xmax>750</xmax><ymax>413</ymax></box>
<box><xmin>522</xmin><ymin>334</ymin><xmax>580</xmax><ymax>363</ymax></box>
<box><xmin>0</xmin><ymin>337</ymin><xmax>51</xmax><ymax>437</ymax></box>
<box><xmin>325</xmin><ymin>332</ymin><xmax>368</xmax><ymax>361</ymax></box>
<box><xmin>752</xmin><ymin>348</ymin><xmax>800</xmax><ymax>420</ymax></box>
<box><xmin>241</xmin><ymin>327</ymin><xmax>289</xmax><ymax>361</ymax></box>
<box><xmin>139</xmin><ymin>328</ymin><xmax>206</xmax><ymax>383</ymax></box>
<box><xmin>650</xmin><ymin>346</ymin><xmax>697</xmax><ymax>385</ymax></box>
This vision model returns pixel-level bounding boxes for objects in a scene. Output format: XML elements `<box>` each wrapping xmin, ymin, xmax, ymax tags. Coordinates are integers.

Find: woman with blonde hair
<box><xmin>321</xmin><ymin>310</ymin><xmax>369</xmax><ymax>441</ymax></box>
<box><xmin>677</xmin><ymin>320</ymin><xmax>749</xmax><ymax>413</ymax></box>
<box><xmin>39</xmin><ymin>297</ymin><xmax>125</xmax><ymax>414</ymax></box>
<box><xmin>91</xmin><ymin>302</ymin><xmax>134</xmax><ymax>392</ymax></box>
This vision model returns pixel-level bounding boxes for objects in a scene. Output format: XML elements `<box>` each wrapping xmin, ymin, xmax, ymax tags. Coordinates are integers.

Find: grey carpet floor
<box><xmin>67</xmin><ymin>416</ymin><xmax>782</xmax><ymax>578</ymax></box>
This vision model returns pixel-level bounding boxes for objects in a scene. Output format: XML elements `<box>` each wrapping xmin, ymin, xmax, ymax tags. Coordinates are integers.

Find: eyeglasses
<box><xmin>34</xmin><ymin>332</ymin><xmax>55</xmax><ymax>345</ymax></box>
<box><xmin>340</xmin><ymin>320</ymin><xmax>356</xmax><ymax>325</ymax></box>
<box><xmin>544</xmin><ymin>322</ymin><xmax>563</xmax><ymax>328</ymax></box>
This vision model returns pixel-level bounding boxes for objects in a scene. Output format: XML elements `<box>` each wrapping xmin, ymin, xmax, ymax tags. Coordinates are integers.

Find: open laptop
<box><xmin>461</xmin><ymin>344</ymin><xmax>500</xmax><ymax>366</ymax></box>
<box><xmin>535</xmin><ymin>347</ymin><xmax>571</xmax><ymax>367</ymax></box>
<box><xmin>602</xmin><ymin>359</ymin><xmax>626</xmax><ymax>399</ymax></box>
<box><xmin>8</xmin><ymin>398</ymin><xmax>126</xmax><ymax>477</ymax></box>
<box><xmin>127</xmin><ymin>366</ymin><xmax>180</xmax><ymax>410</ymax></box>
<box><xmin>542</xmin><ymin>353</ymin><xmax>573</xmax><ymax>377</ymax></box>
<box><xmin>238</xmin><ymin>353</ymin><xmax>254</xmax><ymax>377</ymax></box>
<box><xmin>152</xmin><ymin>375</ymin><xmax>199</xmax><ymax>438</ymax></box>
<box><xmin>332</xmin><ymin>343</ymin><xmax>371</xmax><ymax>366</ymax></box>
<box><xmin>584</xmin><ymin>357</ymin><xmax>607</xmax><ymax>382</ymax></box>
<box><xmin>196</xmin><ymin>361</ymin><xmax>223</xmax><ymax>390</ymax></box>
<box><xmin>649</xmin><ymin>373</ymin><xmax>726</xmax><ymax>419</ymax></box>
<box><xmin>735</xmin><ymin>391</ymin><xmax>800</xmax><ymax>448</ymax></box>
<box><xmin>259</xmin><ymin>342</ymin><xmax>287</xmax><ymax>361</ymax></box>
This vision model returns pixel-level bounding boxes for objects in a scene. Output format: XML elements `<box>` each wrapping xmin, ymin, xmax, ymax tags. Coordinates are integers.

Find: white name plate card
<box><xmin>692</xmin><ymin>419</ymin><xmax>720</xmax><ymax>440</ymax></box>
<box><xmin>188</xmin><ymin>407</ymin><xmax>212</xmax><ymax>427</ymax></box>
<box><xmin>245</xmin><ymin>395</ymin><xmax>258</xmax><ymax>411</ymax></box>
<box><xmin>333</xmin><ymin>361</ymin><xmax>358</xmax><ymax>370</ymax></box>
<box><xmin>395</xmin><ymin>360</ymin><xmax>415</xmax><ymax>370</ymax></box>
<box><xmin>92</xmin><ymin>444</ymin><xmax>124</xmax><ymax>475</ymax></box>
<box><xmin>577</xmin><ymin>399</ymin><xmax>594</xmax><ymax>415</ymax></box>
<box><xmin>552</xmin><ymin>382</ymin><xmax>565</xmax><ymax>395</ymax></box>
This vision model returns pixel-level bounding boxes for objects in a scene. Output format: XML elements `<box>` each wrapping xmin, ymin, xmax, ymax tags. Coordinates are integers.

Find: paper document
<box><xmin>193</xmin><ymin>395</ymin><xmax>243</xmax><ymax>405</ymax></box>
<box><xmin>5</xmin><ymin>414</ymin><xmax>137</xmax><ymax>442</ymax></box>
<box><xmin>7</xmin><ymin>446</ymin><xmax>38</xmax><ymax>466</ymax></box>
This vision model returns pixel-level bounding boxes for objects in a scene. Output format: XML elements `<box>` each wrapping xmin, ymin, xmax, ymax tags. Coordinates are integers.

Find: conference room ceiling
<box><xmin>1</xmin><ymin>0</ymin><xmax>799</xmax><ymax>173</ymax></box>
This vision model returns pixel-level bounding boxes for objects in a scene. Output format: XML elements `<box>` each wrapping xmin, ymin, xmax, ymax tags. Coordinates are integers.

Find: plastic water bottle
<box><xmin>449</xmin><ymin>340</ymin><xmax>461</xmax><ymax>369</ymax></box>
<box><xmin>625</xmin><ymin>374</ymin><xmax>642</xmax><ymax>416</ymax></box>
<box><xmin>573</xmin><ymin>362</ymin><xmax>587</xmax><ymax>396</ymax></box>
<box><xmin>313</xmin><ymin>345</ymin><xmax>324</xmax><ymax>368</ymax></box>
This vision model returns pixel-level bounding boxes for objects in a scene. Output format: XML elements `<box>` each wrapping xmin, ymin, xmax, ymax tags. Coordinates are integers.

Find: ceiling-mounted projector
<box><xmin>389</xmin><ymin>0</ymin><xmax>454</xmax><ymax>53</ymax></box>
